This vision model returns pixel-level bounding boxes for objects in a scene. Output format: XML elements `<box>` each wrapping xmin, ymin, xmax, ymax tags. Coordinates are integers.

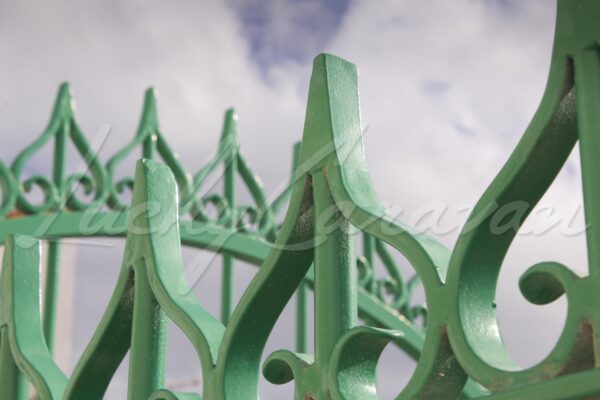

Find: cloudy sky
<box><xmin>1</xmin><ymin>0</ymin><xmax>588</xmax><ymax>398</ymax></box>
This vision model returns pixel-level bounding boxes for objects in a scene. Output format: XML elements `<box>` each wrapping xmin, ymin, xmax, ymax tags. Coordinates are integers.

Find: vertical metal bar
<box><xmin>53</xmin><ymin>243</ymin><xmax>75</xmax><ymax>372</ymax></box>
<box><xmin>295</xmin><ymin>281</ymin><xmax>308</xmax><ymax>353</ymax></box>
<box><xmin>43</xmin><ymin>117</ymin><xmax>68</xmax><ymax>353</ymax></box>
<box><xmin>288</xmin><ymin>141</ymin><xmax>309</xmax><ymax>353</ymax></box>
<box><xmin>43</xmin><ymin>241</ymin><xmax>61</xmax><ymax>352</ymax></box>
<box><xmin>312</xmin><ymin>170</ymin><xmax>356</xmax><ymax>367</ymax></box>
<box><xmin>573</xmin><ymin>49</ymin><xmax>600</xmax><ymax>364</ymax></box>
<box><xmin>142</xmin><ymin>132</ymin><xmax>156</xmax><ymax>160</ymax></box>
<box><xmin>141</xmin><ymin>87</ymin><xmax>158</xmax><ymax>161</ymax></box>
<box><xmin>128</xmin><ymin>264</ymin><xmax>166</xmax><ymax>400</ymax></box>
<box><xmin>363</xmin><ymin>233</ymin><xmax>374</xmax><ymax>265</ymax></box>
<box><xmin>0</xmin><ymin>327</ymin><xmax>28</xmax><ymax>399</ymax></box>
<box><xmin>220</xmin><ymin>110</ymin><xmax>238</xmax><ymax>325</ymax></box>
<box><xmin>575</xmin><ymin>50</ymin><xmax>600</xmax><ymax>279</ymax></box>
<box><xmin>362</xmin><ymin>233</ymin><xmax>375</xmax><ymax>294</ymax></box>
<box><xmin>221</xmin><ymin>151</ymin><xmax>236</xmax><ymax>324</ymax></box>
<box><xmin>221</xmin><ymin>256</ymin><xmax>234</xmax><ymax>325</ymax></box>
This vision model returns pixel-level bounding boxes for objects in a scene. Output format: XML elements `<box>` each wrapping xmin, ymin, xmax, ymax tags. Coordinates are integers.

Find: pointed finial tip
<box><xmin>59</xmin><ymin>81</ymin><xmax>71</xmax><ymax>91</ymax></box>
<box><xmin>313</xmin><ymin>52</ymin><xmax>341</xmax><ymax>64</ymax></box>
<box><xmin>144</xmin><ymin>87</ymin><xmax>158</xmax><ymax>105</ymax></box>
<box><xmin>137</xmin><ymin>87</ymin><xmax>160</xmax><ymax>130</ymax></box>
<box><xmin>226</xmin><ymin>108</ymin><xmax>238</xmax><ymax>121</ymax></box>
<box><xmin>141</xmin><ymin>87</ymin><xmax>159</xmax><ymax>117</ymax></box>
<box><xmin>53</xmin><ymin>81</ymin><xmax>75</xmax><ymax>115</ymax></box>
<box><xmin>145</xmin><ymin>86</ymin><xmax>158</xmax><ymax>97</ymax></box>
<box><xmin>57</xmin><ymin>81</ymin><xmax>73</xmax><ymax>99</ymax></box>
<box><xmin>312</xmin><ymin>53</ymin><xmax>357</xmax><ymax>74</ymax></box>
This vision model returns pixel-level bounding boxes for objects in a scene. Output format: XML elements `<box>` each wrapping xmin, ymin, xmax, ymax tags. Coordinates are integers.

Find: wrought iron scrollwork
<box><xmin>0</xmin><ymin>161</ymin><xmax>17</xmax><ymax>218</ymax></box>
<box><xmin>0</xmin><ymin>55</ymin><xmax>440</xmax><ymax>399</ymax></box>
<box><xmin>445</xmin><ymin>1</ymin><xmax>600</xmax><ymax>396</ymax></box>
<box><xmin>11</xmin><ymin>83</ymin><xmax>108</xmax><ymax>214</ymax></box>
<box><xmin>358</xmin><ymin>236</ymin><xmax>426</xmax><ymax>326</ymax></box>
<box><xmin>106</xmin><ymin>88</ymin><xmax>193</xmax><ymax>211</ymax></box>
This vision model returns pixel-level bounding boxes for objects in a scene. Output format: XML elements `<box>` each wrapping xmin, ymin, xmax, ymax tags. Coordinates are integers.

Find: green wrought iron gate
<box><xmin>1</xmin><ymin>0</ymin><xmax>600</xmax><ymax>398</ymax></box>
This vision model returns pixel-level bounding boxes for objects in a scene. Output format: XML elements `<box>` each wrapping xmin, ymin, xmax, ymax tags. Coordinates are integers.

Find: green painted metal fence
<box><xmin>0</xmin><ymin>0</ymin><xmax>599</xmax><ymax>398</ymax></box>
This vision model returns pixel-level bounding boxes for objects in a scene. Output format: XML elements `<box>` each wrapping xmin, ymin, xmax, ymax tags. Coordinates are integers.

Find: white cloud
<box><xmin>0</xmin><ymin>0</ymin><xmax>305</xmax><ymax>191</ymax></box>
<box><xmin>326</xmin><ymin>0</ymin><xmax>559</xmax><ymax>209</ymax></box>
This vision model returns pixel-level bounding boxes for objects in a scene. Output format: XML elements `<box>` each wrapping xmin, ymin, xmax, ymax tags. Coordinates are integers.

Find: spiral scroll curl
<box><xmin>10</xmin><ymin>83</ymin><xmax>108</xmax><ymax>215</ymax></box>
<box><xmin>357</xmin><ymin>239</ymin><xmax>427</xmax><ymax>326</ymax></box>
<box><xmin>445</xmin><ymin>5</ymin><xmax>600</xmax><ymax>394</ymax></box>
<box><xmin>4</xmin><ymin>4</ymin><xmax>600</xmax><ymax>396</ymax></box>
<box><xmin>0</xmin><ymin>161</ymin><xmax>17</xmax><ymax>217</ymax></box>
